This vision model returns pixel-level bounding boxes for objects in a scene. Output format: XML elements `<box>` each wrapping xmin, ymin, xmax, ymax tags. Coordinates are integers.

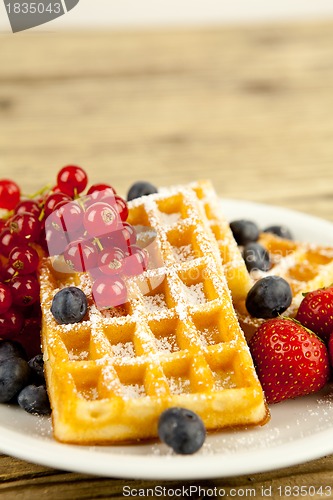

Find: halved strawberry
<box><xmin>249</xmin><ymin>318</ymin><xmax>330</xmax><ymax>404</ymax></box>
<box><xmin>296</xmin><ymin>286</ymin><xmax>333</xmax><ymax>343</ymax></box>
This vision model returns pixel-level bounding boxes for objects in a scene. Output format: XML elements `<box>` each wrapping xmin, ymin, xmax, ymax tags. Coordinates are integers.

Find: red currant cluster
<box><xmin>45</xmin><ymin>178</ymin><xmax>149</xmax><ymax>310</ymax></box>
<box><xmin>0</xmin><ymin>166</ymin><xmax>149</xmax><ymax>353</ymax></box>
<box><xmin>0</xmin><ymin>179</ymin><xmax>46</xmax><ymax>358</ymax></box>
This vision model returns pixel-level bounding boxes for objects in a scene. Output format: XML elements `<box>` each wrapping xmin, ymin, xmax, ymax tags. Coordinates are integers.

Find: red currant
<box><xmin>2</xmin><ymin>264</ymin><xmax>17</xmax><ymax>281</ymax></box>
<box><xmin>44</xmin><ymin>227</ymin><xmax>68</xmax><ymax>256</ymax></box>
<box><xmin>98</xmin><ymin>247</ymin><xmax>125</xmax><ymax>276</ymax></box>
<box><xmin>64</xmin><ymin>240</ymin><xmax>98</xmax><ymax>272</ymax></box>
<box><xmin>14</xmin><ymin>317</ymin><xmax>42</xmax><ymax>358</ymax></box>
<box><xmin>0</xmin><ymin>228</ymin><xmax>25</xmax><ymax>257</ymax></box>
<box><xmin>88</xmin><ymin>266</ymin><xmax>105</xmax><ymax>281</ymax></box>
<box><xmin>57</xmin><ymin>165</ymin><xmax>88</xmax><ymax>197</ymax></box>
<box><xmin>22</xmin><ymin>301</ymin><xmax>41</xmax><ymax>320</ymax></box>
<box><xmin>83</xmin><ymin>202</ymin><xmax>119</xmax><ymax>238</ymax></box>
<box><xmin>7</xmin><ymin>212</ymin><xmax>41</xmax><ymax>242</ymax></box>
<box><xmin>9</xmin><ymin>245</ymin><xmax>39</xmax><ymax>275</ymax></box>
<box><xmin>123</xmin><ymin>246</ymin><xmax>149</xmax><ymax>276</ymax></box>
<box><xmin>92</xmin><ymin>276</ymin><xmax>127</xmax><ymax>309</ymax></box>
<box><xmin>0</xmin><ymin>306</ymin><xmax>24</xmax><ymax>338</ymax></box>
<box><xmin>115</xmin><ymin>195</ymin><xmax>129</xmax><ymax>222</ymax></box>
<box><xmin>0</xmin><ymin>283</ymin><xmax>13</xmax><ymax>314</ymax></box>
<box><xmin>0</xmin><ymin>179</ymin><xmax>20</xmax><ymax>210</ymax></box>
<box><xmin>84</xmin><ymin>187</ymin><xmax>116</xmax><ymax>210</ymax></box>
<box><xmin>87</xmin><ymin>184</ymin><xmax>116</xmax><ymax>196</ymax></box>
<box><xmin>121</xmin><ymin>223</ymin><xmax>137</xmax><ymax>246</ymax></box>
<box><xmin>53</xmin><ymin>200</ymin><xmax>84</xmax><ymax>234</ymax></box>
<box><xmin>100</xmin><ymin>222</ymin><xmax>137</xmax><ymax>254</ymax></box>
<box><xmin>64</xmin><ymin>224</ymin><xmax>87</xmax><ymax>241</ymax></box>
<box><xmin>10</xmin><ymin>274</ymin><xmax>40</xmax><ymax>307</ymax></box>
<box><xmin>15</xmin><ymin>199</ymin><xmax>41</xmax><ymax>217</ymax></box>
<box><xmin>43</xmin><ymin>192</ymin><xmax>71</xmax><ymax>218</ymax></box>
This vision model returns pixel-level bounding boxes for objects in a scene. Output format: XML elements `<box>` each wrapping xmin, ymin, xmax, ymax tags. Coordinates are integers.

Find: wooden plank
<box><xmin>0</xmin><ymin>23</ymin><xmax>333</xmax><ymax>220</ymax></box>
<box><xmin>1</xmin><ymin>455</ymin><xmax>333</xmax><ymax>499</ymax></box>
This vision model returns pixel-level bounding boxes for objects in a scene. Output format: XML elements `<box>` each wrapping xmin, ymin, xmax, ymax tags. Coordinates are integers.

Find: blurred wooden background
<box><xmin>0</xmin><ymin>22</ymin><xmax>333</xmax><ymax>220</ymax></box>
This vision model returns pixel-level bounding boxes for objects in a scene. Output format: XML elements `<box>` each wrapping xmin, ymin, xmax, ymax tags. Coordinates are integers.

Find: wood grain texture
<box><xmin>1</xmin><ymin>22</ymin><xmax>333</xmax><ymax>219</ymax></box>
<box><xmin>1</xmin><ymin>454</ymin><xmax>333</xmax><ymax>499</ymax></box>
<box><xmin>1</xmin><ymin>20</ymin><xmax>333</xmax><ymax>499</ymax></box>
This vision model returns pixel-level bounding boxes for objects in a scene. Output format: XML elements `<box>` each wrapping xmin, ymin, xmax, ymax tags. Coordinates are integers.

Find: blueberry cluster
<box><xmin>230</xmin><ymin>219</ymin><xmax>293</xmax><ymax>319</ymax></box>
<box><xmin>230</xmin><ymin>220</ymin><xmax>293</xmax><ymax>274</ymax></box>
<box><xmin>0</xmin><ymin>340</ymin><xmax>51</xmax><ymax>416</ymax></box>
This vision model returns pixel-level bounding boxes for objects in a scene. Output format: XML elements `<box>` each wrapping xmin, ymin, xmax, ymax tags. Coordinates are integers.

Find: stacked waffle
<box><xmin>234</xmin><ymin>232</ymin><xmax>333</xmax><ymax>337</ymax></box>
<box><xmin>39</xmin><ymin>182</ymin><xmax>268</xmax><ymax>444</ymax></box>
<box><xmin>185</xmin><ymin>181</ymin><xmax>333</xmax><ymax>337</ymax></box>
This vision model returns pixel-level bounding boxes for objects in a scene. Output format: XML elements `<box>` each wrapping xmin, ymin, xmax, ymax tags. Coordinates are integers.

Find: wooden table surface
<box><xmin>1</xmin><ymin>20</ymin><xmax>333</xmax><ymax>499</ymax></box>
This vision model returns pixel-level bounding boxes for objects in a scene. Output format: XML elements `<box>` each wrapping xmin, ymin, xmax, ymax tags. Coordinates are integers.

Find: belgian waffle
<box><xmin>40</xmin><ymin>185</ymin><xmax>268</xmax><ymax>444</ymax></box>
<box><xmin>235</xmin><ymin>232</ymin><xmax>333</xmax><ymax>338</ymax></box>
<box><xmin>186</xmin><ymin>180</ymin><xmax>253</xmax><ymax>303</ymax></box>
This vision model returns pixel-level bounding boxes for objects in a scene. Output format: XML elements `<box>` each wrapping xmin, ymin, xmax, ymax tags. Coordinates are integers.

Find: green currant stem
<box><xmin>0</xmin><ymin>210</ymin><xmax>14</xmax><ymax>221</ymax></box>
<box><xmin>22</xmin><ymin>183</ymin><xmax>52</xmax><ymax>200</ymax></box>
<box><xmin>38</xmin><ymin>208</ymin><xmax>45</xmax><ymax>222</ymax></box>
<box><xmin>94</xmin><ymin>238</ymin><xmax>103</xmax><ymax>251</ymax></box>
<box><xmin>76</xmin><ymin>197</ymin><xmax>86</xmax><ymax>211</ymax></box>
<box><xmin>4</xmin><ymin>271</ymin><xmax>18</xmax><ymax>282</ymax></box>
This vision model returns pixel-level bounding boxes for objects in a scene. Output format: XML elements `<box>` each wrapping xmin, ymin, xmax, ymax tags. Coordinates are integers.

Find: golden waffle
<box><xmin>40</xmin><ymin>185</ymin><xmax>268</xmax><ymax>444</ymax></box>
<box><xmin>235</xmin><ymin>232</ymin><xmax>333</xmax><ymax>338</ymax></box>
<box><xmin>186</xmin><ymin>180</ymin><xmax>253</xmax><ymax>303</ymax></box>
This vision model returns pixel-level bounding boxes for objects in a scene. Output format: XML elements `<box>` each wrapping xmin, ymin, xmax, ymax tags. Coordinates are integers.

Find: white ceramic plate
<box><xmin>1</xmin><ymin>199</ymin><xmax>333</xmax><ymax>480</ymax></box>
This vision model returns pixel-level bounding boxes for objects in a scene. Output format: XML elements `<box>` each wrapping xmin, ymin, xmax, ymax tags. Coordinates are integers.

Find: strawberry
<box><xmin>295</xmin><ymin>286</ymin><xmax>333</xmax><ymax>343</ymax></box>
<box><xmin>249</xmin><ymin>318</ymin><xmax>330</xmax><ymax>404</ymax></box>
<box><xmin>328</xmin><ymin>332</ymin><xmax>333</xmax><ymax>368</ymax></box>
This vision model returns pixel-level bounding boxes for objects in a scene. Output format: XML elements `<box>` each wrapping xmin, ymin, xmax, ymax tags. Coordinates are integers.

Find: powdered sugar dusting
<box><xmin>214</xmin><ymin>371</ymin><xmax>236</xmax><ymax>390</ymax></box>
<box><xmin>168</xmin><ymin>376</ymin><xmax>191</xmax><ymax>394</ymax></box>
<box><xmin>122</xmin><ymin>384</ymin><xmax>146</xmax><ymax>399</ymax></box>
<box><xmin>143</xmin><ymin>293</ymin><xmax>167</xmax><ymax>312</ymax></box>
<box><xmin>158</xmin><ymin>211</ymin><xmax>181</xmax><ymax>225</ymax></box>
<box><xmin>172</xmin><ymin>244</ymin><xmax>195</xmax><ymax>263</ymax></box>
<box><xmin>181</xmin><ymin>282</ymin><xmax>206</xmax><ymax>305</ymax></box>
<box><xmin>198</xmin><ymin>326</ymin><xmax>219</xmax><ymax>347</ymax></box>
<box><xmin>80</xmin><ymin>387</ymin><xmax>99</xmax><ymax>401</ymax></box>
<box><xmin>112</xmin><ymin>341</ymin><xmax>135</xmax><ymax>358</ymax></box>
<box><xmin>69</xmin><ymin>350</ymin><xmax>89</xmax><ymax>361</ymax></box>
<box><xmin>154</xmin><ymin>335</ymin><xmax>179</xmax><ymax>353</ymax></box>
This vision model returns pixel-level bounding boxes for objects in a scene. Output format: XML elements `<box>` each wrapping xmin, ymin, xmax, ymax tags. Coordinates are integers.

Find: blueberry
<box><xmin>51</xmin><ymin>287</ymin><xmax>87</xmax><ymax>324</ymax></box>
<box><xmin>0</xmin><ymin>357</ymin><xmax>31</xmax><ymax>403</ymax></box>
<box><xmin>0</xmin><ymin>340</ymin><xmax>26</xmax><ymax>362</ymax></box>
<box><xmin>17</xmin><ymin>384</ymin><xmax>51</xmax><ymax>416</ymax></box>
<box><xmin>263</xmin><ymin>225</ymin><xmax>293</xmax><ymax>240</ymax></box>
<box><xmin>246</xmin><ymin>276</ymin><xmax>292</xmax><ymax>319</ymax></box>
<box><xmin>158</xmin><ymin>407</ymin><xmax>206</xmax><ymax>454</ymax></box>
<box><xmin>28</xmin><ymin>354</ymin><xmax>45</xmax><ymax>383</ymax></box>
<box><xmin>230</xmin><ymin>220</ymin><xmax>259</xmax><ymax>246</ymax></box>
<box><xmin>243</xmin><ymin>243</ymin><xmax>270</xmax><ymax>272</ymax></box>
<box><xmin>127</xmin><ymin>181</ymin><xmax>158</xmax><ymax>202</ymax></box>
